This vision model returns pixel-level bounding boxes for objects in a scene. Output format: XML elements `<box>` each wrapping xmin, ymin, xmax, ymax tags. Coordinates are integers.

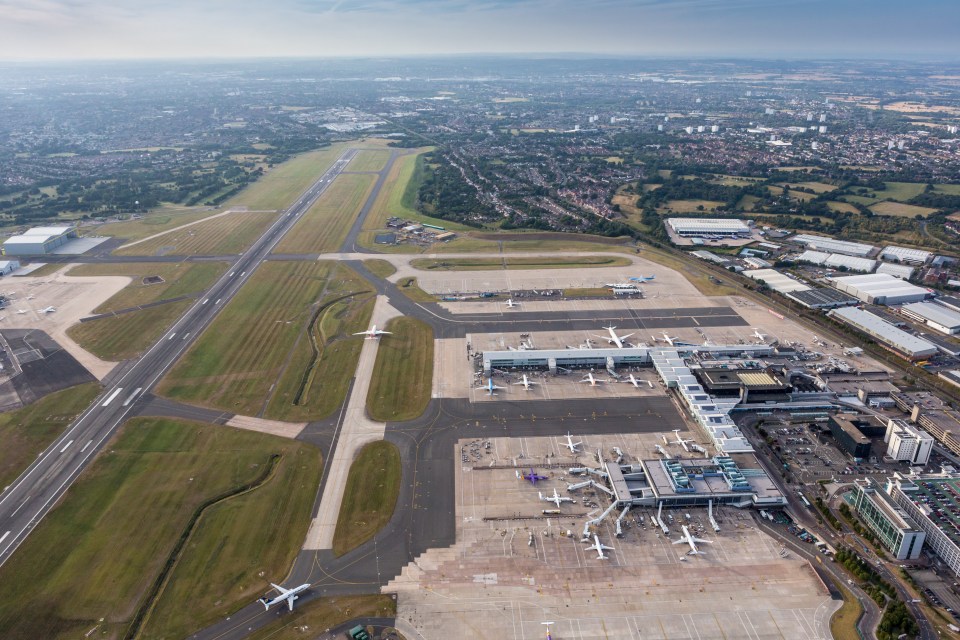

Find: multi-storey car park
<box><xmin>888</xmin><ymin>474</ymin><xmax>960</xmax><ymax>578</ymax></box>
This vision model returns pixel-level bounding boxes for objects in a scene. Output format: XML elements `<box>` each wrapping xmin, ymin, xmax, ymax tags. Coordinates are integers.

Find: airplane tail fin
<box><xmin>258</xmin><ymin>598</ymin><xmax>270</xmax><ymax>610</ymax></box>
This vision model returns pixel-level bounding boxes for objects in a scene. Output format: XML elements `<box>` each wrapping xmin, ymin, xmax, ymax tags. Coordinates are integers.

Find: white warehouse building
<box><xmin>831</xmin><ymin>273</ymin><xmax>930</xmax><ymax>305</ymax></box>
<box><xmin>880</xmin><ymin>245</ymin><xmax>932</xmax><ymax>265</ymax></box>
<box><xmin>900</xmin><ymin>302</ymin><xmax>960</xmax><ymax>335</ymax></box>
<box><xmin>795</xmin><ymin>250</ymin><xmax>877</xmax><ymax>273</ymax></box>
<box><xmin>790</xmin><ymin>234</ymin><xmax>875</xmax><ymax>258</ymax></box>
<box><xmin>827</xmin><ymin>306</ymin><xmax>937</xmax><ymax>360</ymax></box>
<box><xmin>2</xmin><ymin>226</ymin><xmax>78</xmax><ymax>256</ymax></box>
<box><xmin>666</xmin><ymin>218</ymin><xmax>751</xmax><ymax>238</ymax></box>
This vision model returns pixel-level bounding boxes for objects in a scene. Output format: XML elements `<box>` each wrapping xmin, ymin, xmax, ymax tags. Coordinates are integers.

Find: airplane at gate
<box><xmin>559</xmin><ymin>432</ymin><xmax>582</xmax><ymax>453</ymax></box>
<box><xmin>477</xmin><ymin>377</ymin><xmax>505</xmax><ymax>395</ymax></box>
<box><xmin>258</xmin><ymin>582</ymin><xmax>310</xmax><ymax>611</ymax></box>
<box><xmin>539</xmin><ymin>487</ymin><xmax>574</xmax><ymax>507</ymax></box>
<box><xmin>580</xmin><ymin>372</ymin><xmax>609</xmax><ymax>386</ymax></box>
<box><xmin>622</xmin><ymin>373</ymin><xmax>643</xmax><ymax>388</ymax></box>
<box><xmin>353</xmin><ymin>324</ymin><xmax>391</xmax><ymax>339</ymax></box>
<box><xmin>673</xmin><ymin>525</ymin><xmax>711</xmax><ymax>555</ymax></box>
<box><xmin>583</xmin><ymin>534</ymin><xmax>615</xmax><ymax>559</ymax></box>
<box><xmin>514</xmin><ymin>374</ymin><xmax>537</xmax><ymax>390</ymax></box>
<box><xmin>594</xmin><ymin>326</ymin><xmax>634</xmax><ymax>348</ymax></box>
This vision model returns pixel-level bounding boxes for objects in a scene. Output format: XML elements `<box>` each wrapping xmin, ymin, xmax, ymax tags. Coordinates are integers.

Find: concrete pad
<box><xmin>303</xmin><ymin>294</ymin><xmax>402</xmax><ymax>551</ymax></box>
<box><xmin>225</xmin><ymin>415</ymin><xmax>306</xmax><ymax>439</ymax></box>
<box><xmin>433</xmin><ymin>338</ymin><xmax>471</xmax><ymax>398</ymax></box>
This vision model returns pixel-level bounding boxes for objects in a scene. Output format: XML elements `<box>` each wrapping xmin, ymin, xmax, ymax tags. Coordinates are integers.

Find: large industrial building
<box><xmin>889</xmin><ymin>474</ymin><xmax>960</xmax><ymax>577</ymax></box>
<box><xmin>880</xmin><ymin>245</ymin><xmax>932</xmax><ymax>265</ymax></box>
<box><xmin>850</xmin><ymin>478</ymin><xmax>925</xmax><ymax>560</ymax></box>
<box><xmin>785</xmin><ymin>287</ymin><xmax>859</xmax><ymax>309</ymax></box>
<box><xmin>795</xmin><ymin>250</ymin><xmax>877</xmax><ymax>273</ymax></box>
<box><xmin>885</xmin><ymin>419</ymin><xmax>934</xmax><ymax>465</ymax></box>
<box><xmin>742</xmin><ymin>268</ymin><xmax>811</xmax><ymax>294</ymax></box>
<box><xmin>830</xmin><ymin>273</ymin><xmax>930</xmax><ymax>305</ymax></box>
<box><xmin>900</xmin><ymin>302</ymin><xmax>960</xmax><ymax>335</ymax></box>
<box><xmin>2</xmin><ymin>226</ymin><xmax>78</xmax><ymax>256</ymax></box>
<box><xmin>827</xmin><ymin>306</ymin><xmax>937</xmax><ymax>360</ymax></box>
<box><xmin>876</xmin><ymin>262</ymin><xmax>915</xmax><ymax>281</ymax></box>
<box><xmin>790</xmin><ymin>234</ymin><xmax>875</xmax><ymax>258</ymax></box>
<box><xmin>666</xmin><ymin>218</ymin><xmax>751</xmax><ymax>238</ymax></box>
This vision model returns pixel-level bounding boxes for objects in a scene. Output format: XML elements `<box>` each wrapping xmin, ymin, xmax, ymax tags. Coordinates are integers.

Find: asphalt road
<box><xmin>0</xmin><ymin>148</ymin><xmax>359</xmax><ymax>567</ymax></box>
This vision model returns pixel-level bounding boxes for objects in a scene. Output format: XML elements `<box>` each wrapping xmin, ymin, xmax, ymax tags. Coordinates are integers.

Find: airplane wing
<box><xmin>620</xmin><ymin>332</ymin><xmax>635</xmax><ymax>339</ymax></box>
<box><xmin>352</xmin><ymin>330</ymin><xmax>370</xmax><ymax>336</ymax></box>
<box><xmin>288</xmin><ymin>596</ymin><xmax>295</xmax><ymax>611</ymax></box>
<box><xmin>379</xmin><ymin>331</ymin><xmax>392</xmax><ymax>335</ymax></box>
<box><xmin>271</xmin><ymin>583</ymin><xmax>292</xmax><ymax>596</ymax></box>
<box><xmin>671</xmin><ymin>539</ymin><xmax>685</xmax><ymax>545</ymax></box>
<box><xmin>693</xmin><ymin>537</ymin><xmax>712</xmax><ymax>544</ymax></box>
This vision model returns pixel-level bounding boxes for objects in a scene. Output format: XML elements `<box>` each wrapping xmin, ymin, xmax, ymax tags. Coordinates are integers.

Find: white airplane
<box><xmin>583</xmin><ymin>534</ymin><xmax>615</xmax><ymax>560</ymax></box>
<box><xmin>477</xmin><ymin>377</ymin><xmax>505</xmax><ymax>395</ymax></box>
<box><xmin>540</xmin><ymin>488</ymin><xmax>574</xmax><ymax>507</ymax></box>
<box><xmin>258</xmin><ymin>582</ymin><xmax>310</xmax><ymax>611</ymax></box>
<box><xmin>513</xmin><ymin>374</ymin><xmax>537</xmax><ymax>390</ymax></box>
<box><xmin>594</xmin><ymin>326</ymin><xmax>634</xmax><ymax>349</ymax></box>
<box><xmin>41</xmin><ymin>306</ymin><xmax>55</xmax><ymax>313</ymax></box>
<box><xmin>673</xmin><ymin>525</ymin><xmax>711</xmax><ymax>555</ymax></box>
<box><xmin>621</xmin><ymin>373</ymin><xmax>643</xmax><ymax>388</ymax></box>
<box><xmin>655</xmin><ymin>332</ymin><xmax>680</xmax><ymax>346</ymax></box>
<box><xmin>671</xmin><ymin>429</ymin><xmax>694</xmax><ymax>452</ymax></box>
<box><xmin>353</xmin><ymin>324</ymin><xmax>391</xmax><ymax>339</ymax></box>
<box><xmin>580</xmin><ymin>372</ymin><xmax>609</xmax><ymax>386</ymax></box>
<box><xmin>752</xmin><ymin>328</ymin><xmax>768</xmax><ymax>341</ymax></box>
<box><xmin>630</xmin><ymin>275</ymin><xmax>655</xmax><ymax>282</ymax></box>
<box><xmin>505</xmin><ymin>298</ymin><xmax>521</xmax><ymax>309</ymax></box>
<box><xmin>559</xmin><ymin>432</ymin><xmax>582</xmax><ymax>453</ymax></box>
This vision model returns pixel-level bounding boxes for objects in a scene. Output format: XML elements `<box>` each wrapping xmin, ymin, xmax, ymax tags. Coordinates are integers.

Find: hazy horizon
<box><xmin>1</xmin><ymin>0</ymin><xmax>958</xmax><ymax>62</ymax></box>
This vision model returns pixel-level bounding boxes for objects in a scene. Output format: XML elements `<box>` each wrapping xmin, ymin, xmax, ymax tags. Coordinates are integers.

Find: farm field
<box><xmin>331</xmin><ymin>441</ymin><xmax>402</xmax><ymax>556</ymax></box>
<box><xmin>223</xmin><ymin>143</ymin><xmax>350</xmax><ymax>211</ymax></box>
<box><xmin>869</xmin><ymin>201</ymin><xmax>938</xmax><ymax>218</ymax></box>
<box><xmin>274</xmin><ymin>173</ymin><xmax>376</xmax><ymax>254</ymax></box>
<box><xmin>866</xmin><ymin>181</ymin><xmax>928</xmax><ymax>202</ymax></box>
<box><xmin>410</xmin><ymin>255</ymin><xmax>632</xmax><ymax>270</ymax></box>
<box><xmin>366</xmin><ymin>317</ymin><xmax>434</xmax><ymax>422</ymax></box>
<box><xmin>934</xmin><ymin>184</ymin><xmax>960</xmax><ymax>195</ymax></box>
<box><xmin>114</xmin><ymin>210</ymin><xmax>279</xmax><ymax>256</ymax></box>
<box><xmin>0</xmin><ymin>383</ymin><xmax>100</xmax><ymax>491</ymax></box>
<box><xmin>67</xmin><ymin>262</ymin><xmax>226</xmax><ymax>313</ymax></box>
<box><xmin>245</xmin><ymin>596</ymin><xmax>396</xmax><ymax>640</ymax></box>
<box><xmin>96</xmin><ymin>204</ymin><xmax>225</xmax><ymax>242</ymax></box>
<box><xmin>346</xmin><ymin>149</ymin><xmax>391</xmax><ymax>172</ymax></box>
<box><xmin>779</xmin><ymin>181</ymin><xmax>838</xmax><ymax>193</ymax></box>
<box><xmin>264</xmin><ymin>266</ymin><xmax>374</xmax><ymax>422</ymax></box>
<box><xmin>657</xmin><ymin>199</ymin><xmax>724</xmax><ymax>213</ymax></box>
<box><xmin>710</xmin><ymin>175</ymin><xmax>764</xmax><ymax>186</ymax></box>
<box><xmin>0</xmin><ymin>418</ymin><xmax>321</xmax><ymax>640</ymax></box>
<box><xmin>827</xmin><ymin>201</ymin><xmax>860</xmax><ymax>214</ymax></box>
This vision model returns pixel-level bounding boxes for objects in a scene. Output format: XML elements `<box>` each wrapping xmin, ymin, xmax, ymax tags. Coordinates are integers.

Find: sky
<box><xmin>0</xmin><ymin>0</ymin><xmax>958</xmax><ymax>61</ymax></box>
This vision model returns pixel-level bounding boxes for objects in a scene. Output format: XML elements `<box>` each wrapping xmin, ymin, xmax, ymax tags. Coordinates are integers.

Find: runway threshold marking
<box><xmin>122</xmin><ymin>387</ymin><xmax>142</xmax><ymax>407</ymax></box>
<box><xmin>101</xmin><ymin>388</ymin><xmax>123</xmax><ymax>407</ymax></box>
<box><xmin>59</xmin><ymin>440</ymin><xmax>73</xmax><ymax>453</ymax></box>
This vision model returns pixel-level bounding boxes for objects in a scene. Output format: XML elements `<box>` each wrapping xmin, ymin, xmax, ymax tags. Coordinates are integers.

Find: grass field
<box><xmin>160</xmin><ymin>261</ymin><xmax>341</xmax><ymax>414</ymax></box>
<box><xmin>67</xmin><ymin>262</ymin><xmax>226</xmax><ymax>313</ymax></box>
<box><xmin>224</xmin><ymin>143</ymin><xmax>350</xmax><ymax>211</ymax></box>
<box><xmin>934</xmin><ymin>184</ymin><xmax>960</xmax><ymax>195</ymax></box>
<box><xmin>346</xmin><ymin>149</ymin><xmax>391</xmax><ymax>172</ymax></box>
<box><xmin>362</xmin><ymin>258</ymin><xmax>397</xmax><ymax>279</ymax></box>
<box><xmin>114</xmin><ymin>211</ymin><xmax>279</xmax><ymax>256</ymax></box>
<box><xmin>264</xmin><ymin>266</ymin><xmax>374</xmax><ymax>422</ymax></box>
<box><xmin>779</xmin><ymin>181</ymin><xmax>838</xmax><ymax>193</ymax></box>
<box><xmin>367</xmin><ymin>317</ymin><xmax>433</xmax><ymax>422</ymax></box>
<box><xmin>97</xmin><ymin>204</ymin><xmax>226</xmax><ymax>242</ymax></box>
<box><xmin>657</xmin><ymin>199</ymin><xmax>724</xmax><ymax>213</ymax></box>
<box><xmin>331</xmin><ymin>441</ymin><xmax>402</xmax><ymax>557</ymax></box>
<box><xmin>0</xmin><ymin>418</ymin><xmax>322</xmax><ymax>640</ymax></box>
<box><xmin>410</xmin><ymin>255</ymin><xmax>631</xmax><ymax>271</ymax></box>
<box><xmin>69</xmin><ymin>300</ymin><xmax>194</xmax><ymax>361</ymax></box>
<box><xmin>245</xmin><ymin>596</ymin><xmax>396</xmax><ymax>640</ymax></box>
<box><xmin>867</xmin><ymin>181</ymin><xmax>928</xmax><ymax>202</ymax></box>
<box><xmin>396</xmin><ymin>276</ymin><xmax>435</xmax><ymax>302</ymax></box>
<box><xmin>827</xmin><ymin>201</ymin><xmax>860</xmax><ymax>214</ymax></box>
<box><xmin>24</xmin><ymin>263</ymin><xmax>65</xmax><ymax>277</ymax></box>
<box><xmin>869</xmin><ymin>201</ymin><xmax>938</xmax><ymax>218</ymax></box>
<box><xmin>710</xmin><ymin>175</ymin><xmax>764</xmax><ymax>186</ymax></box>
<box><xmin>274</xmin><ymin>173</ymin><xmax>376</xmax><ymax>254</ymax></box>
<box><xmin>430</xmin><ymin>237</ymin><xmax>636</xmax><ymax>255</ymax></box>
<box><xmin>642</xmin><ymin>248</ymin><xmax>738</xmax><ymax>297</ymax></box>
<box><xmin>0</xmin><ymin>382</ymin><xmax>100</xmax><ymax>491</ymax></box>
<box><xmin>829</xmin><ymin>583</ymin><xmax>864</xmax><ymax>640</ymax></box>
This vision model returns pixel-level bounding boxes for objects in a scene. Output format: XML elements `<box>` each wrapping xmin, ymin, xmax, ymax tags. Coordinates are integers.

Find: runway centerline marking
<box><xmin>101</xmin><ymin>388</ymin><xmax>123</xmax><ymax>407</ymax></box>
<box><xmin>59</xmin><ymin>440</ymin><xmax>73</xmax><ymax>454</ymax></box>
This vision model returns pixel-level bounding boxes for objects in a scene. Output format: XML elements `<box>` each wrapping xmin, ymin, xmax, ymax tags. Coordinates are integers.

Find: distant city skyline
<box><xmin>0</xmin><ymin>0</ymin><xmax>958</xmax><ymax>61</ymax></box>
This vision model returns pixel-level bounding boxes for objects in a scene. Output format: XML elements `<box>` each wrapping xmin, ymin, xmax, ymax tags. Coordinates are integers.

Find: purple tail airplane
<box><xmin>518</xmin><ymin>467</ymin><xmax>548</xmax><ymax>485</ymax></box>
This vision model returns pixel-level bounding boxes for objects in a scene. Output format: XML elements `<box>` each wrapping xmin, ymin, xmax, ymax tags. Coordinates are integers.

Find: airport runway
<box><xmin>0</xmin><ymin>148</ymin><xmax>360</xmax><ymax>567</ymax></box>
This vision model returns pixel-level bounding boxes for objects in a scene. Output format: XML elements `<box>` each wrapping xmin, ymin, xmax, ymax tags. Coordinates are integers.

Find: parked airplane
<box><xmin>518</xmin><ymin>467</ymin><xmax>548</xmax><ymax>485</ymax></box>
<box><xmin>353</xmin><ymin>324</ymin><xmax>391</xmax><ymax>339</ymax></box>
<box><xmin>629</xmin><ymin>275</ymin><xmax>656</xmax><ymax>282</ymax></box>
<box><xmin>673</xmin><ymin>525</ymin><xmax>711</xmax><ymax>555</ymax></box>
<box><xmin>505</xmin><ymin>298</ymin><xmax>521</xmax><ymax>309</ymax></box>
<box><xmin>580</xmin><ymin>372</ymin><xmax>609</xmax><ymax>386</ymax></box>
<box><xmin>655</xmin><ymin>332</ymin><xmax>679</xmax><ymax>346</ymax></box>
<box><xmin>41</xmin><ymin>306</ymin><xmax>56</xmax><ymax>313</ymax></box>
<box><xmin>594</xmin><ymin>326</ymin><xmax>634</xmax><ymax>349</ymax></box>
<box><xmin>477</xmin><ymin>377</ymin><xmax>505</xmax><ymax>395</ymax></box>
<box><xmin>621</xmin><ymin>373</ymin><xmax>643</xmax><ymax>388</ymax></box>
<box><xmin>671</xmin><ymin>429</ymin><xmax>694</xmax><ymax>452</ymax></box>
<box><xmin>583</xmin><ymin>534</ymin><xmax>615</xmax><ymax>560</ymax></box>
<box><xmin>514</xmin><ymin>374</ymin><xmax>537</xmax><ymax>390</ymax></box>
<box><xmin>559</xmin><ymin>432</ymin><xmax>582</xmax><ymax>453</ymax></box>
<box><xmin>752</xmin><ymin>328</ymin><xmax>767</xmax><ymax>341</ymax></box>
<box><xmin>258</xmin><ymin>582</ymin><xmax>310</xmax><ymax>611</ymax></box>
<box><xmin>539</xmin><ymin>488</ymin><xmax>574</xmax><ymax>508</ymax></box>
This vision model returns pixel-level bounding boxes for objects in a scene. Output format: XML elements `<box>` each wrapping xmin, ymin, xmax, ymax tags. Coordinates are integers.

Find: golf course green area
<box><xmin>410</xmin><ymin>255</ymin><xmax>632</xmax><ymax>270</ymax></box>
<box><xmin>274</xmin><ymin>173</ymin><xmax>376</xmax><ymax>253</ymax></box>
<box><xmin>160</xmin><ymin>261</ymin><xmax>374</xmax><ymax>419</ymax></box>
<box><xmin>367</xmin><ymin>317</ymin><xmax>434</xmax><ymax>422</ymax></box>
<box><xmin>332</xmin><ymin>441</ymin><xmax>402</xmax><ymax>557</ymax></box>
<box><xmin>245</xmin><ymin>595</ymin><xmax>396</xmax><ymax>640</ymax></box>
<box><xmin>0</xmin><ymin>417</ymin><xmax>322</xmax><ymax>640</ymax></box>
<box><xmin>66</xmin><ymin>262</ymin><xmax>228</xmax><ymax>361</ymax></box>
<box><xmin>0</xmin><ymin>382</ymin><xmax>100</xmax><ymax>490</ymax></box>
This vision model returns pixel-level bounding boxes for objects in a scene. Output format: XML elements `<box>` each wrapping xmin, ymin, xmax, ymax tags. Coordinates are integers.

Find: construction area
<box><xmin>386</xmin><ymin>433</ymin><xmax>839</xmax><ymax>640</ymax></box>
